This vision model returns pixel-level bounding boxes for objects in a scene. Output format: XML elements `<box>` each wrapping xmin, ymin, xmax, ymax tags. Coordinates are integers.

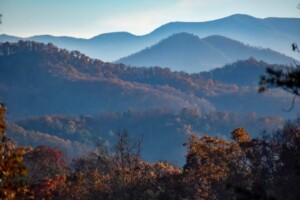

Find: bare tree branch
<box><xmin>282</xmin><ymin>95</ymin><xmax>297</xmax><ymax>112</ymax></box>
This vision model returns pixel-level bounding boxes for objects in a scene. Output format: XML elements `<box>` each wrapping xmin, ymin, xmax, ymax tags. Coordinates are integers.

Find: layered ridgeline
<box><xmin>0</xmin><ymin>41</ymin><xmax>215</xmax><ymax>119</ymax></box>
<box><xmin>1</xmin><ymin>41</ymin><xmax>298</xmax><ymax>163</ymax></box>
<box><xmin>1</xmin><ymin>14</ymin><xmax>299</xmax><ymax>61</ymax></box>
<box><xmin>116</xmin><ymin>33</ymin><xmax>296</xmax><ymax>72</ymax></box>
<box><xmin>0</xmin><ymin>41</ymin><xmax>298</xmax><ymax>119</ymax></box>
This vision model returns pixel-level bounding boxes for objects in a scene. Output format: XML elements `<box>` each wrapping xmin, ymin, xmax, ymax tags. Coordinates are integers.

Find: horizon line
<box><xmin>1</xmin><ymin>13</ymin><xmax>299</xmax><ymax>40</ymax></box>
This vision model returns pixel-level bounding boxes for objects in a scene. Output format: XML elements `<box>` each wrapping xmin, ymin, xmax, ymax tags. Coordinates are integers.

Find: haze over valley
<box><xmin>1</xmin><ymin>1</ymin><xmax>300</xmax><ymax>198</ymax></box>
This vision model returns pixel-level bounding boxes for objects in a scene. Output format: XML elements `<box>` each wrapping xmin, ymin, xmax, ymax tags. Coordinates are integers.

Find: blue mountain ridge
<box><xmin>1</xmin><ymin>14</ymin><xmax>299</xmax><ymax>61</ymax></box>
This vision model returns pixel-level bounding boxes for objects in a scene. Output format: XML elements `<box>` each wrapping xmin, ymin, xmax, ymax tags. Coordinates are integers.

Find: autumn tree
<box><xmin>181</xmin><ymin>129</ymin><xmax>283</xmax><ymax>200</ymax></box>
<box><xmin>231</xmin><ymin>127</ymin><xmax>250</xmax><ymax>144</ymax></box>
<box><xmin>24</xmin><ymin>145</ymin><xmax>67</xmax><ymax>182</ymax></box>
<box><xmin>182</xmin><ymin>134</ymin><xmax>246</xmax><ymax>200</ymax></box>
<box><xmin>270</xmin><ymin>119</ymin><xmax>300</xmax><ymax>200</ymax></box>
<box><xmin>0</xmin><ymin>103</ymin><xmax>32</xmax><ymax>199</ymax></box>
<box><xmin>61</xmin><ymin>131</ymin><xmax>143</xmax><ymax>199</ymax></box>
<box><xmin>23</xmin><ymin>145</ymin><xmax>68</xmax><ymax>199</ymax></box>
<box><xmin>60</xmin><ymin>131</ymin><xmax>183</xmax><ymax>200</ymax></box>
<box><xmin>231</xmin><ymin>128</ymin><xmax>278</xmax><ymax>199</ymax></box>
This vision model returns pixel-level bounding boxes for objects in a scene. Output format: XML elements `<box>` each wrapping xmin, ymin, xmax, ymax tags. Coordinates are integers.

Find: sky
<box><xmin>0</xmin><ymin>0</ymin><xmax>300</xmax><ymax>38</ymax></box>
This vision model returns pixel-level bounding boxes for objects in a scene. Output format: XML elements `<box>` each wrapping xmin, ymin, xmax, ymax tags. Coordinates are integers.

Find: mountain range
<box><xmin>0</xmin><ymin>41</ymin><xmax>214</xmax><ymax>119</ymax></box>
<box><xmin>1</xmin><ymin>40</ymin><xmax>298</xmax><ymax>163</ymax></box>
<box><xmin>0</xmin><ymin>41</ymin><xmax>298</xmax><ymax>120</ymax></box>
<box><xmin>116</xmin><ymin>33</ymin><xmax>296</xmax><ymax>72</ymax></box>
<box><xmin>1</xmin><ymin>14</ymin><xmax>299</xmax><ymax>62</ymax></box>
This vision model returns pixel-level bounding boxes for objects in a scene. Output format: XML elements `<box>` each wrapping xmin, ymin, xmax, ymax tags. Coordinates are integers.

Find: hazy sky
<box><xmin>1</xmin><ymin>0</ymin><xmax>300</xmax><ymax>38</ymax></box>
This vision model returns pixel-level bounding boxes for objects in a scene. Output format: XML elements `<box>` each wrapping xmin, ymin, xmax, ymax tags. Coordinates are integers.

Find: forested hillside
<box><xmin>8</xmin><ymin>108</ymin><xmax>284</xmax><ymax>163</ymax></box>
<box><xmin>0</xmin><ymin>28</ymin><xmax>299</xmax><ymax>200</ymax></box>
<box><xmin>0</xmin><ymin>41</ymin><xmax>297</xmax><ymax>164</ymax></box>
<box><xmin>0</xmin><ymin>41</ymin><xmax>298</xmax><ymax>121</ymax></box>
<box><xmin>0</xmin><ymin>41</ymin><xmax>214</xmax><ymax>119</ymax></box>
<box><xmin>2</xmin><ymin>1</ymin><xmax>300</xmax><ymax>199</ymax></box>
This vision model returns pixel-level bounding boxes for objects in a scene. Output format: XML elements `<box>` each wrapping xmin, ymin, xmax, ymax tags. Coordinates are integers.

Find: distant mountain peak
<box><xmin>90</xmin><ymin>32</ymin><xmax>137</xmax><ymax>41</ymax></box>
<box><xmin>159</xmin><ymin>32</ymin><xmax>201</xmax><ymax>43</ymax></box>
<box><xmin>168</xmin><ymin>32</ymin><xmax>198</xmax><ymax>38</ymax></box>
<box><xmin>226</xmin><ymin>13</ymin><xmax>258</xmax><ymax>19</ymax></box>
<box><xmin>117</xmin><ymin>34</ymin><xmax>297</xmax><ymax>73</ymax></box>
<box><xmin>203</xmin><ymin>35</ymin><xmax>236</xmax><ymax>41</ymax></box>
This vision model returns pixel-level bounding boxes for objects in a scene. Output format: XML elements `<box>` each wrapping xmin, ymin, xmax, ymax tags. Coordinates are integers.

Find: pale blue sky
<box><xmin>1</xmin><ymin>0</ymin><xmax>299</xmax><ymax>38</ymax></box>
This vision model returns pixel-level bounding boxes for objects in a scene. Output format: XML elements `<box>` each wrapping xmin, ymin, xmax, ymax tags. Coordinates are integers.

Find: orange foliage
<box><xmin>231</xmin><ymin>127</ymin><xmax>250</xmax><ymax>144</ymax></box>
<box><xmin>0</xmin><ymin>104</ymin><xmax>32</xmax><ymax>199</ymax></box>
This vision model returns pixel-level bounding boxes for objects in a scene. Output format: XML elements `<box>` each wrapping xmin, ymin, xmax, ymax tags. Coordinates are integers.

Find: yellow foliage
<box><xmin>183</xmin><ymin>133</ymin><xmax>245</xmax><ymax>199</ymax></box>
<box><xmin>0</xmin><ymin>105</ymin><xmax>32</xmax><ymax>199</ymax></box>
<box><xmin>231</xmin><ymin>127</ymin><xmax>251</xmax><ymax>144</ymax></box>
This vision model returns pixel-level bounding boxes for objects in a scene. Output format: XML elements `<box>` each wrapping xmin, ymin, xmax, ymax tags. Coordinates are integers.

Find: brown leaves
<box><xmin>0</xmin><ymin>105</ymin><xmax>33</xmax><ymax>199</ymax></box>
<box><xmin>231</xmin><ymin>128</ymin><xmax>250</xmax><ymax>144</ymax></box>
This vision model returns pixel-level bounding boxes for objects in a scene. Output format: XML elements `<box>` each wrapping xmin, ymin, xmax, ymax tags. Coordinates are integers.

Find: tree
<box><xmin>259</xmin><ymin>64</ymin><xmax>300</xmax><ymax>96</ymax></box>
<box><xmin>259</xmin><ymin>42</ymin><xmax>300</xmax><ymax>111</ymax></box>
<box><xmin>270</xmin><ymin>118</ymin><xmax>300</xmax><ymax>200</ymax></box>
<box><xmin>231</xmin><ymin>127</ymin><xmax>250</xmax><ymax>144</ymax></box>
<box><xmin>24</xmin><ymin>145</ymin><xmax>67</xmax><ymax>182</ymax></box>
<box><xmin>0</xmin><ymin>103</ymin><xmax>32</xmax><ymax>199</ymax></box>
<box><xmin>259</xmin><ymin>39</ymin><xmax>300</xmax><ymax>97</ymax></box>
<box><xmin>182</xmin><ymin>134</ymin><xmax>244</xmax><ymax>200</ymax></box>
